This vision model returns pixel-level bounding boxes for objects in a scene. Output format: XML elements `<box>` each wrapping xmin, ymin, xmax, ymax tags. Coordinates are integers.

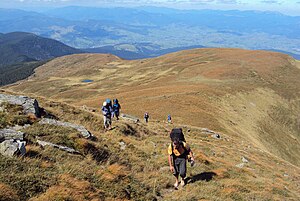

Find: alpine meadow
<box><xmin>0</xmin><ymin>2</ymin><xmax>300</xmax><ymax>201</ymax></box>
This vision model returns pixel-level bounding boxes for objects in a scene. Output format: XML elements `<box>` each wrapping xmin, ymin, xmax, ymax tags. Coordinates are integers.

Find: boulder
<box><xmin>0</xmin><ymin>129</ymin><xmax>26</xmax><ymax>157</ymax></box>
<box><xmin>0</xmin><ymin>93</ymin><xmax>40</xmax><ymax>118</ymax></box>
<box><xmin>37</xmin><ymin>140</ymin><xmax>80</xmax><ymax>154</ymax></box>
<box><xmin>0</xmin><ymin>129</ymin><xmax>24</xmax><ymax>142</ymax></box>
<box><xmin>39</xmin><ymin>118</ymin><xmax>92</xmax><ymax>138</ymax></box>
<box><xmin>120</xmin><ymin>113</ymin><xmax>140</xmax><ymax>123</ymax></box>
<box><xmin>0</xmin><ymin>140</ymin><xmax>26</xmax><ymax>157</ymax></box>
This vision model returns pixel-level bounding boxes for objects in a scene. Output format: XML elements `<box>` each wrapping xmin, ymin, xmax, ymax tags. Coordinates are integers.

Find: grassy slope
<box><xmin>0</xmin><ymin>97</ymin><xmax>299</xmax><ymax>200</ymax></box>
<box><xmin>1</xmin><ymin>48</ymin><xmax>300</xmax><ymax>199</ymax></box>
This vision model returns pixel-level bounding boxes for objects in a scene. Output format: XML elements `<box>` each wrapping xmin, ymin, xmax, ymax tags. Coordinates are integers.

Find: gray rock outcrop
<box><xmin>121</xmin><ymin>113</ymin><xmax>140</xmax><ymax>123</ymax></box>
<box><xmin>37</xmin><ymin>139</ymin><xmax>80</xmax><ymax>154</ymax></box>
<box><xmin>0</xmin><ymin>129</ymin><xmax>24</xmax><ymax>142</ymax></box>
<box><xmin>0</xmin><ymin>129</ymin><xmax>26</xmax><ymax>157</ymax></box>
<box><xmin>0</xmin><ymin>94</ymin><xmax>40</xmax><ymax>117</ymax></box>
<box><xmin>201</xmin><ymin>128</ymin><xmax>221</xmax><ymax>139</ymax></box>
<box><xmin>0</xmin><ymin>140</ymin><xmax>26</xmax><ymax>157</ymax></box>
<box><xmin>39</xmin><ymin>118</ymin><xmax>92</xmax><ymax>138</ymax></box>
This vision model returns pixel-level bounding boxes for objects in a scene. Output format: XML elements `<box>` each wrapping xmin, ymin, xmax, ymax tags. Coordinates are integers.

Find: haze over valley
<box><xmin>0</xmin><ymin>6</ymin><xmax>300</xmax><ymax>59</ymax></box>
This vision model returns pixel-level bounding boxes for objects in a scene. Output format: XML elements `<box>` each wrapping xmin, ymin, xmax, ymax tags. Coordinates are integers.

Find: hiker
<box><xmin>106</xmin><ymin>98</ymin><xmax>112</xmax><ymax>109</ymax></box>
<box><xmin>144</xmin><ymin>112</ymin><xmax>149</xmax><ymax>123</ymax></box>
<box><xmin>101</xmin><ymin>100</ymin><xmax>112</xmax><ymax>130</ymax></box>
<box><xmin>168</xmin><ymin>133</ymin><xmax>195</xmax><ymax>188</ymax></box>
<box><xmin>112</xmin><ymin>99</ymin><xmax>121</xmax><ymax>120</ymax></box>
<box><xmin>167</xmin><ymin>114</ymin><xmax>172</xmax><ymax>123</ymax></box>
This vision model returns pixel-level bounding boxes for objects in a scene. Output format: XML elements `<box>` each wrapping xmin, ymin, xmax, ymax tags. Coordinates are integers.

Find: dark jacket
<box><xmin>102</xmin><ymin>105</ymin><xmax>112</xmax><ymax>117</ymax></box>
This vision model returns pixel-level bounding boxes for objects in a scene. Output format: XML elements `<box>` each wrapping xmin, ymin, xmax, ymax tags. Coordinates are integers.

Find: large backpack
<box><xmin>170</xmin><ymin>128</ymin><xmax>185</xmax><ymax>142</ymax></box>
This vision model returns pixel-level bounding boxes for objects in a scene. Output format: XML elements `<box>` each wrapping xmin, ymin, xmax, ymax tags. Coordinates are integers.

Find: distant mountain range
<box><xmin>0</xmin><ymin>7</ymin><xmax>299</xmax><ymax>58</ymax></box>
<box><xmin>83</xmin><ymin>43</ymin><xmax>206</xmax><ymax>60</ymax></box>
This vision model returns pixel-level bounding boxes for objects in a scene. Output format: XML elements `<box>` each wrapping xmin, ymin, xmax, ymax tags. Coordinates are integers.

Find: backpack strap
<box><xmin>171</xmin><ymin>141</ymin><xmax>189</xmax><ymax>157</ymax></box>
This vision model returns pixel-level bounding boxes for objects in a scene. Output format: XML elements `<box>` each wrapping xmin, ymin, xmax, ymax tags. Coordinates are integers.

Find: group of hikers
<box><xmin>144</xmin><ymin>112</ymin><xmax>172</xmax><ymax>123</ymax></box>
<box><xmin>101</xmin><ymin>98</ymin><xmax>121</xmax><ymax>130</ymax></box>
<box><xmin>101</xmin><ymin>99</ymin><xmax>194</xmax><ymax>189</ymax></box>
<box><xmin>102</xmin><ymin>98</ymin><xmax>172</xmax><ymax>129</ymax></box>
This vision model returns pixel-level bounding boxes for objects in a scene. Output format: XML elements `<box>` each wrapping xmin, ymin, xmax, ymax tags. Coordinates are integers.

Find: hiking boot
<box><xmin>174</xmin><ymin>182</ymin><xmax>179</xmax><ymax>188</ymax></box>
<box><xmin>190</xmin><ymin>160</ymin><xmax>195</xmax><ymax>167</ymax></box>
<box><xmin>181</xmin><ymin>178</ymin><xmax>186</xmax><ymax>187</ymax></box>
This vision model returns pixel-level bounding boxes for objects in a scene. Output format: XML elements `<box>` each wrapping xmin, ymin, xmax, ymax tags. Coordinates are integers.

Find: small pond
<box><xmin>82</xmin><ymin>79</ymin><xmax>94</xmax><ymax>83</ymax></box>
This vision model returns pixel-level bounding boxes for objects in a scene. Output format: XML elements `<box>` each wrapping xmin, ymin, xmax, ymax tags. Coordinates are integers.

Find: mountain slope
<box><xmin>1</xmin><ymin>48</ymin><xmax>300</xmax><ymax>200</ymax></box>
<box><xmin>0</xmin><ymin>32</ymin><xmax>83</xmax><ymax>68</ymax></box>
<box><xmin>0</xmin><ymin>90</ymin><xmax>299</xmax><ymax>201</ymax></box>
<box><xmin>3</xmin><ymin>48</ymin><xmax>300</xmax><ymax>167</ymax></box>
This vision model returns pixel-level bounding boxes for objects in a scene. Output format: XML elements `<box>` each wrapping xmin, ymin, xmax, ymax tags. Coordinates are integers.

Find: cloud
<box><xmin>260</xmin><ymin>0</ymin><xmax>282</xmax><ymax>4</ymax></box>
<box><xmin>216</xmin><ymin>0</ymin><xmax>238</xmax><ymax>4</ymax></box>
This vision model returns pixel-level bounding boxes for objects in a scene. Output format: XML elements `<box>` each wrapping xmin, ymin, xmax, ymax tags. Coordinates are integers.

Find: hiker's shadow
<box><xmin>187</xmin><ymin>172</ymin><xmax>217</xmax><ymax>183</ymax></box>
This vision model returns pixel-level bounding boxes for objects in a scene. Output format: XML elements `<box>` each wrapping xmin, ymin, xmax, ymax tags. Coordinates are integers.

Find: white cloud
<box><xmin>260</xmin><ymin>0</ymin><xmax>282</xmax><ymax>4</ymax></box>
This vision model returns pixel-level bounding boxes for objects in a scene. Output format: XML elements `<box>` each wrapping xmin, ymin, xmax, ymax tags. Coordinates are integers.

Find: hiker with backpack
<box><xmin>144</xmin><ymin>112</ymin><xmax>149</xmax><ymax>123</ymax></box>
<box><xmin>168</xmin><ymin>128</ymin><xmax>195</xmax><ymax>188</ymax></box>
<box><xmin>101</xmin><ymin>100</ymin><xmax>113</xmax><ymax>130</ymax></box>
<box><xmin>112</xmin><ymin>99</ymin><xmax>121</xmax><ymax>120</ymax></box>
<box><xmin>167</xmin><ymin>114</ymin><xmax>172</xmax><ymax>123</ymax></box>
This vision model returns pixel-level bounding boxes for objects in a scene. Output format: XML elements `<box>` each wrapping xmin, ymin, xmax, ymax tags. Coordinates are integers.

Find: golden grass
<box><xmin>0</xmin><ymin>183</ymin><xmax>20</xmax><ymax>201</ymax></box>
<box><xmin>1</xmin><ymin>49</ymin><xmax>300</xmax><ymax>200</ymax></box>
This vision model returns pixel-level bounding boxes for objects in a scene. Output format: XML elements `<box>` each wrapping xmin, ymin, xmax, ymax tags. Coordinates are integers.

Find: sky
<box><xmin>0</xmin><ymin>0</ymin><xmax>299</xmax><ymax>16</ymax></box>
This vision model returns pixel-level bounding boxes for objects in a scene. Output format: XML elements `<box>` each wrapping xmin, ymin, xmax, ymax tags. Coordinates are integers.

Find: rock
<box><xmin>0</xmin><ymin>129</ymin><xmax>26</xmax><ymax>157</ymax></box>
<box><xmin>8</xmin><ymin>124</ymin><xmax>31</xmax><ymax>131</ymax></box>
<box><xmin>37</xmin><ymin>139</ymin><xmax>80</xmax><ymax>154</ymax></box>
<box><xmin>0</xmin><ymin>140</ymin><xmax>18</xmax><ymax>157</ymax></box>
<box><xmin>242</xmin><ymin>156</ymin><xmax>249</xmax><ymax>163</ymax></box>
<box><xmin>0</xmin><ymin>140</ymin><xmax>26</xmax><ymax>157</ymax></box>
<box><xmin>201</xmin><ymin>128</ymin><xmax>215</xmax><ymax>133</ymax></box>
<box><xmin>211</xmin><ymin>133</ymin><xmax>221</xmax><ymax>139</ymax></box>
<box><xmin>120</xmin><ymin>113</ymin><xmax>140</xmax><ymax>123</ymax></box>
<box><xmin>0</xmin><ymin>129</ymin><xmax>24</xmax><ymax>142</ymax></box>
<box><xmin>201</xmin><ymin>128</ymin><xmax>222</xmax><ymax>139</ymax></box>
<box><xmin>236</xmin><ymin>163</ymin><xmax>245</xmax><ymax>168</ymax></box>
<box><xmin>39</xmin><ymin>118</ymin><xmax>92</xmax><ymax>138</ymax></box>
<box><xmin>119</xmin><ymin>141</ymin><xmax>126</xmax><ymax>150</ymax></box>
<box><xmin>0</xmin><ymin>93</ymin><xmax>41</xmax><ymax>118</ymax></box>
<box><xmin>17</xmin><ymin>140</ymin><xmax>26</xmax><ymax>156</ymax></box>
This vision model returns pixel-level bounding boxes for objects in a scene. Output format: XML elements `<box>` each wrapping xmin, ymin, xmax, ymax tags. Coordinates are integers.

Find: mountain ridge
<box><xmin>0</xmin><ymin>31</ymin><xmax>83</xmax><ymax>67</ymax></box>
<box><xmin>0</xmin><ymin>32</ymin><xmax>84</xmax><ymax>86</ymax></box>
<box><xmin>3</xmin><ymin>48</ymin><xmax>300</xmax><ymax>167</ymax></box>
<box><xmin>1</xmin><ymin>47</ymin><xmax>300</xmax><ymax>200</ymax></box>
